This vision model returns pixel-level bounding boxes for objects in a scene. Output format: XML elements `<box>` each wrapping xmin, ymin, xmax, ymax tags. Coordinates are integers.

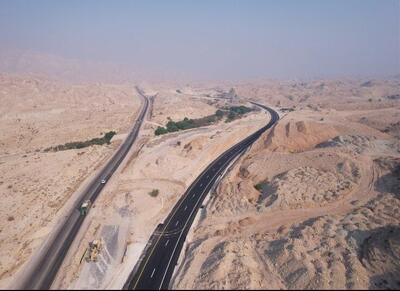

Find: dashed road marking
<box><xmin>175</xmin><ymin>220</ymin><xmax>179</xmax><ymax>227</ymax></box>
<box><xmin>151</xmin><ymin>268</ymin><xmax>156</xmax><ymax>278</ymax></box>
<box><xmin>165</xmin><ymin>240</ymin><xmax>169</xmax><ymax>247</ymax></box>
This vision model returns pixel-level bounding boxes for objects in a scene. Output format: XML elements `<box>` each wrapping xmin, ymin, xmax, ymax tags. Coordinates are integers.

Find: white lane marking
<box><xmin>184</xmin><ymin>205</ymin><xmax>187</xmax><ymax>211</ymax></box>
<box><xmin>158</xmin><ymin>150</ymin><xmax>239</xmax><ymax>290</ymax></box>
<box><xmin>175</xmin><ymin>220</ymin><xmax>179</xmax><ymax>226</ymax></box>
<box><xmin>192</xmin><ymin>194</ymin><xmax>196</xmax><ymax>198</ymax></box>
<box><xmin>165</xmin><ymin>239</ymin><xmax>169</xmax><ymax>247</ymax></box>
<box><xmin>151</xmin><ymin>268</ymin><xmax>156</xmax><ymax>278</ymax></box>
<box><xmin>200</xmin><ymin>183</ymin><xmax>203</xmax><ymax>187</ymax></box>
<box><xmin>157</xmin><ymin>108</ymin><xmax>276</xmax><ymax>289</ymax></box>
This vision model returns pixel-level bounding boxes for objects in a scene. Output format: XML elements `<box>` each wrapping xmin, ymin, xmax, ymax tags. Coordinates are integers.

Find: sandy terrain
<box><xmin>1</xmin><ymin>73</ymin><xmax>399</xmax><ymax>290</ymax></box>
<box><xmin>172</xmin><ymin>78</ymin><xmax>400</xmax><ymax>290</ymax></box>
<box><xmin>50</xmin><ymin>86</ymin><xmax>267</xmax><ymax>289</ymax></box>
<box><xmin>0</xmin><ymin>74</ymin><xmax>141</xmax><ymax>287</ymax></box>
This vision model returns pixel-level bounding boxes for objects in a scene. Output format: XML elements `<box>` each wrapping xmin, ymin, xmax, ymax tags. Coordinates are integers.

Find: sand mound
<box><xmin>177</xmin><ymin>193</ymin><xmax>400</xmax><ymax>290</ymax></box>
<box><xmin>209</xmin><ymin>177</ymin><xmax>260</xmax><ymax>217</ymax></box>
<box><xmin>261</xmin><ymin>165</ymin><xmax>358</xmax><ymax>210</ymax></box>
<box><xmin>383</xmin><ymin>121</ymin><xmax>400</xmax><ymax>138</ymax></box>
<box><xmin>316</xmin><ymin>135</ymin><xmax>378</xmax><ymax>154</ymax></box>
<box><xmin>262</xmin><ymin>118</ymin><xmax>339</xmax><ymax>153</ymax></box>
<box><xmin>176</xmin><ymin>238</ymin><xmax>284</xmax><ymax>290</ymax></box>
<box><xmin>360</xmin><ymin>226</ymin><xmax>400</xmax><ymax>289</ymax></box>
<box><xmin>374</xmin><ymin>157</ymin><xmax>400</xmax><ymax>195</ymax></box>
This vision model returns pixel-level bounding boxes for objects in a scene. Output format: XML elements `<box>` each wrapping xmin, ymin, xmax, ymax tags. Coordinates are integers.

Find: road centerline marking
<box><xmin>151</xmin><ymin>268</ymin><xmax>156</xmax><ymax>278</ymax></box>
<box><xmin>130</xmin><ymin>104</ymin><xmax>278</xmax><ymax>290</ymax></box>
<box><xmin>158</xmin><ymin>147</ymin><xmax>243</xmax><ymax>289</ymax></box>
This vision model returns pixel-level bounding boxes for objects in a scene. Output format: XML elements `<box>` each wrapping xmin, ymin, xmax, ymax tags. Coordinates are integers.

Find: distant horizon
<box><xmin>0</xmin><ymin>0</ymin><xmax>399</xmax><ymax>82</ymax></box>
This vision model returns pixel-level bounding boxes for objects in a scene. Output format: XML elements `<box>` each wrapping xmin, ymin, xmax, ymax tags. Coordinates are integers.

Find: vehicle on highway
<box><xmin>16</xmin><ymin>88</ymin><xmax>150</xmax><ymax>290</ymax></box>
<box><xmin>79</xmin><ymin>200</ymin><xmax>91</xmax><ymax>216</ymax></box>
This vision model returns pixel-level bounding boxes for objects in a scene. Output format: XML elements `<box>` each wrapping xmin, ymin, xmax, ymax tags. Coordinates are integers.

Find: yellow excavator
<box><xmin>84</xmin><ymin>239</ymin><xmax>102</xmax><ymax>262</ymax></box>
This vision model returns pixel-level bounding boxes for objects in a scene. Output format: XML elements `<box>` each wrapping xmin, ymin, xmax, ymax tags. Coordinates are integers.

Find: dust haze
<box><xmin>0</xmin><ymin>1</ymin><xmax>399</xmax><ymax>290</ymax></box>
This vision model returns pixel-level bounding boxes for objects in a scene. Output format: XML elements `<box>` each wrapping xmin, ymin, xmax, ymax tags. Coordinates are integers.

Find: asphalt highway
<box><xmin>124</xmin><ymin>103</ymin><xmax>279</xmax><ymax>290</ymax></box>
<box><xmin>18</xmin><ymin>87</ymin><xmax>150</xmax><ymax>290</ymax></box>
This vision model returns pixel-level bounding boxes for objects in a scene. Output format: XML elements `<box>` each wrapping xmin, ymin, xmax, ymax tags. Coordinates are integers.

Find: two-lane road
<box><xmin>17</xmin><ymin>87</ymin><xmax>150</xmax><ymax>290</ymax></box>
<box><xmin>124</xmin><ymin>103</ymin><xmax>279</xmax><ymax>290</ymax></box>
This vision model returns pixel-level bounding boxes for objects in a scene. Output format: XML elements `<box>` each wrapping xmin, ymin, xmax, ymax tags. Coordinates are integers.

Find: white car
<box><xmin>101</xmin><ymin>179</ymin><xmax>106</xmax><ymax>184</ymax></box>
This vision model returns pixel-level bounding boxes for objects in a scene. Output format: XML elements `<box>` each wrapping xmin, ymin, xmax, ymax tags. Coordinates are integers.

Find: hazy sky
<box><xmin>0</xmin><ymin>0</ymin><xmax>399</xmax><ymax>80</ymax></box>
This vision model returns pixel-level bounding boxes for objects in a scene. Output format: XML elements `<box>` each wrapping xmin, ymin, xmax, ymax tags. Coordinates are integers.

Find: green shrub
<box><xmin>254</xmin><ymin>183</ymin><xmax>263</xmax><ymax>192</ymax></box>
<box><xmin>229</xmin><ymin>106</ymin><xmax>252</xmax><ymax>115</ymax></box>
<box><xmin>215</xmin><ymin>109</ymin><xmax>224</xmax><ymax>118</ymax></box>
<box><xmin>104</xmin><ymin>131</ymin><xmax>117</xmax><ymax>142</ymax></box>
<box><xmin>155</xmin><ymin>126</ymin><xmax>168</xmax><ymax>136</ymax></box>
<box><xmin>166</xmin><ymin>121</ymin><xmax>179</xmax><ymax>132</ymax></box>
<box><xmin>226</xmin><ymin>111</ymin><xmax>237</xmax><ymax>122</ymax></box>
<box><xmin>148</xmin><ymin>189</ymin><xmax>159</xmax><ymax>197</ymax></box>
<box><xmin>44</xmin><ymin>131</ymin><xmax>116</xmax><ymax>152</ymax></box>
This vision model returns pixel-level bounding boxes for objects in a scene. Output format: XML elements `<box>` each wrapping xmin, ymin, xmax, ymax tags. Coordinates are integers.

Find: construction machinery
<box><xmin>85</xmin><ymin>239</ymin><xmax>102</xmax><ymax>262</ymax></box>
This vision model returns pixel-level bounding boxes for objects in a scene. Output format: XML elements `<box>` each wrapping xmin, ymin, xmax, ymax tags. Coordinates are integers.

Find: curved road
<box><xmin>124</xmin><ymin>102</ymin><xmax>279</xmax><ymax>290</ymax></box>
<box><xmin>18</xmin><ymin>87</ymin><xmax>150</xmax><ymax>290</ymax></box>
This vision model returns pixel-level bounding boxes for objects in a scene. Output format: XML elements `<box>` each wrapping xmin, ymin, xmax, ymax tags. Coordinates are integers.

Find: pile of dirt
<box><xmin>316</xmin><ymin>135</ymin><xmax>378</xmax><ymax>154</ymax></box>
<box><xmin>360</xmin><ymin>226</ymin><xmax>400</xmax><ymax>289</ymax></box>
<box><xmin>262</xmin><ymin>118</ymin><xmax>339</xmax><ymax>153</ymax></box>
<box><xmin>260</xmin><ymin>165</ymin><xmax>358</xmax><ymax>210</ymax></box>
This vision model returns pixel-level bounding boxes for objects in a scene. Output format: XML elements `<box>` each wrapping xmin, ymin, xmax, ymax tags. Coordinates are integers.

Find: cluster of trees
<box><xmin>155</xmin><ymin>106</ymin><xmax>253</xmax><ymax>136</ymax></box>
<box><xmin>44</xmin><ymin>131</ymin><xmax>116</xmax><ymax>152</ymax></box>
<box><xmin>225</xmin><ymin>106</ymin><xmax>253</xmax><ymax>122</ymax></box>
<box><xmin>155</xmin><ymin>116</ymin><xmax>215</xmax><ymax>135</ymax></box>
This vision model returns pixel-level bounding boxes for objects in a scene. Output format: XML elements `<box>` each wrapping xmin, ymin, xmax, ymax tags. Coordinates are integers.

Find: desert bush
<box><xmin>148</xmin><ymin>189</ymin><xmax>159</xmax><ymax>197</ymax></box>
<box><xmin>215</xmin><ymin>109</ymin><xmax>224</xmax><ymax>118</ymax></box>
<box><xmin>254</xmin><ymin>183</ymin><xmax>264</xmax><ymax>192</ymax></box>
